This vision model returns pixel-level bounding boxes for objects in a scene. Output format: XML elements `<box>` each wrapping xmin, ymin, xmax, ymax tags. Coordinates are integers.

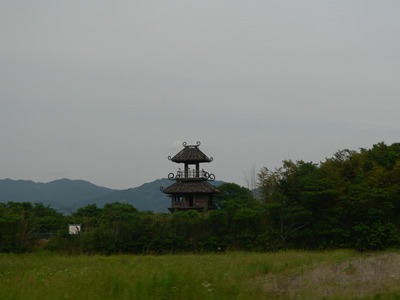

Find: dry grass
<box><xmin>262</xmin><ymin>252</ymin><xmax>400</xmax><ymax>299</ymax></box>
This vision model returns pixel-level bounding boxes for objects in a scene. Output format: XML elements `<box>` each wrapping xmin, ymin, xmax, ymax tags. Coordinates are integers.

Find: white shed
<box><xmin>68</xmin><ymin>224</ymin><xmax>81</xmax><ymax>234</ymax></box>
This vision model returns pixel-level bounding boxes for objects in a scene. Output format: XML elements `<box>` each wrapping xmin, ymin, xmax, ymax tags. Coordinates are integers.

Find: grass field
<box><xmin>1</xmin><ymin>250</ymin><xmax>400</xmax><ymax>299</ymax></box>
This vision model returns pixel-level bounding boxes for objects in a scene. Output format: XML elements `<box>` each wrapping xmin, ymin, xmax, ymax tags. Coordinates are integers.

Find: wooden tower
<box><xmin>162</xmin><ymin>141</ymin><xmax>220</xmax><ymax>212</ymax></box>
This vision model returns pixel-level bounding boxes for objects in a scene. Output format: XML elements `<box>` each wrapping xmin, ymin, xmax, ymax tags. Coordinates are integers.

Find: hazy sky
<box><xmin>1</xmin><ymin>1</ymin><xmax>399</xmax><ymax>189</ymax></box>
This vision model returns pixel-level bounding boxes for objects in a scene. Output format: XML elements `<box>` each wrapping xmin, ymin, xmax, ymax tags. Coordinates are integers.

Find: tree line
<box><xmin>1</xmin><ymin>142</ymin><xmax>400</xmax><ymax>254</ymax></box>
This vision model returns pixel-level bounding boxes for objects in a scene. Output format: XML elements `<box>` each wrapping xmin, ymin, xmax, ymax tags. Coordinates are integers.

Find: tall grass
<box><xmin>1</xmin><ymin>250</ymin><xmax>400</xmax><ymax>299</ymax></box>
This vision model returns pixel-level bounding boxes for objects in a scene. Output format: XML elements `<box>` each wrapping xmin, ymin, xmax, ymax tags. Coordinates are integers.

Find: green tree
<box><xmin>0</xmin><ymin>202</ymin><xmax>37</xmax><ymax>252</ymax></box>
<box><xmin>33</xmin><ymin>203</ymin><xmax>65</xmax><ymax>234</ymax></box>
<box><xmin>257</xmin><ymin>161</ymin><xmax>312</xmax><ymax>249</ymax></box>
<box><xmin>214</xmin><ymin>182</ymin><xmax>253</xmax><ymax>210</ymax></box>
<box><xmin>73</xmin><ymin>203</ymin><xmax>103</xmax><ymax>230</ymax></box>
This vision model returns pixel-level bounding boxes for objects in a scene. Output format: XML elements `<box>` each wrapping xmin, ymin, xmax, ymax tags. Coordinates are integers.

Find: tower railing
<box><xmin>168</xmin><ymin>169</ymin><xmax>215</xmax><ymax>181</ymax></box>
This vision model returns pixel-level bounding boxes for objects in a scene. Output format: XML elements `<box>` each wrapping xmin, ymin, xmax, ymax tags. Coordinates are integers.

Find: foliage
<box><xmin>0</xmin><ymin>202</ymin><xmax>36</xmax><ymax>253</ymax></box>
<box><xmin>2</xmin><ymin>142</ymin><xmax>400</xmax><ymax>253</ymax></box>
<box><xmin>254</xmin><ymin>142</ymin><xmax>400</xmax><ymax>251</ymax></box>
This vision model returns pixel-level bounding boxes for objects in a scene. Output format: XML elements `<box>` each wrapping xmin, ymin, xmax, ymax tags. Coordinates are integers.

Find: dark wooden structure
<box><xmin>162</xmin><ymin>141</ymin><xmax>220</xmax><ymax>212</ymax></box>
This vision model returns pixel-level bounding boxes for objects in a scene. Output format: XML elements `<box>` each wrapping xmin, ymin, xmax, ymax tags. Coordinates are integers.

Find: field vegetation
<box><xmin>1</xmin><ymin>250</ymin><xmax>400</xmax><ymax>299</ymax></box>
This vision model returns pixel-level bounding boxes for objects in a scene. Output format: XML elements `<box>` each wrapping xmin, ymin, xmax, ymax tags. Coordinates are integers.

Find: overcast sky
<box><xmin>1</xmin><ymin>1</ymin><xmax>399</xmax><ymax>189</ymax></box>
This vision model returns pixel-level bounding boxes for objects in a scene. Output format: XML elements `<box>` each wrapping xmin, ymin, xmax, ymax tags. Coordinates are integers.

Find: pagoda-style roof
<box><xmin>162</xmin><ymin>181</ymin><xmax>220</xmax><ymax>194</ymax></box>
<box><xmin>169</xmin><ymin>142</ymin><xmax>212</xmax><ymax>163</ymax></box>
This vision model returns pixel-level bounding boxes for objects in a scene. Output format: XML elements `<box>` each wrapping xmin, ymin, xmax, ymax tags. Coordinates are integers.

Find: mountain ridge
<box><xmin>0</xmin><ymin>178</ymin><xmax>225</xmax><ymax>213</ymax></box>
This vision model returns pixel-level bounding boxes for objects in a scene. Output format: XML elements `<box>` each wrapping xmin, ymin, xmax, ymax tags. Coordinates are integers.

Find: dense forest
<box><xmin>1</xmin><ymin>142</ymin><xmax>400</xmax><ymax>254</ymax></box>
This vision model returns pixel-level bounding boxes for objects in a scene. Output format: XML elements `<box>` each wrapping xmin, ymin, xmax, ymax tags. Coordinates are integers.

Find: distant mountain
<box><xmin>82</xmin><ymin>178</ymin><xmax>173</xmax><ymax>213</ymax></box>
<box><xmin>84</xmin><ymin>178</ymin><xmax>225</xmax><ymax>213</ymax></box>
<box><xmin>0</xmin><ymin>178</ymin><xmax>225</xmax><ymax>213</ymax></box>
<box><xmin>0</xmin><ymin>178</ymin><xmax>113</xmax><ymax>211</ymax></box>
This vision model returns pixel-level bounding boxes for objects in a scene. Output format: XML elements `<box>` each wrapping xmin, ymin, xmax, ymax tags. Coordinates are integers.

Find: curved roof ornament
<box><xmin>182</xmin><ymin>141</ymin><xmax>201</xmax><ymax>148</ymax></box>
